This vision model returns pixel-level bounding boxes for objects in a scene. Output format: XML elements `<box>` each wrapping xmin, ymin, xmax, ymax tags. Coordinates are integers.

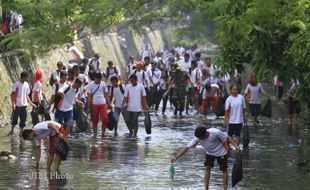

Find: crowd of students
<box><xmin>8</xmin><ymin>44</ymin><xmax>301</xmax><ymax>189</ymax></box>
<box><xmin>0</xmin><ymin>10</ymin><xmax>23</xmax><ymax>38</ymax></box>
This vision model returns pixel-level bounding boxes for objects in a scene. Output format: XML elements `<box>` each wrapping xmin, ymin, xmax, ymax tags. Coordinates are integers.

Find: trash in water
<box><xmin>232</xmin><ymin>153</ymin><xmax>243</xmax><ymax>187</ymax></box>
<box><xmin>170</xmin><ymin>161</ymin><xmax>175</xmax><ymax>180</ymax></box>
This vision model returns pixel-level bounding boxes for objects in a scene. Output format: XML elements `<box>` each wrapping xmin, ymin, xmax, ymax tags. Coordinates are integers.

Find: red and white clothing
<box><xmin>32</xmin><ymin>81</ymin><xmax>43</xmax><ymax>103</ymax></box>
<box><xmin>87</xmin><ymin>81</ymin><xmax>109</xmax><ymax>128</ymax></box>
<box><xmin>225</xmin><ymin>95</ymin><xmax>246</xmax><ymax>124</ymax></box>
<box><xmin>244</xmin><ymin>83</ymin><xmax>265</xmax><ymax>104</ymax></box>
<box><xmin>12</xmin><ymin>81</ymin><xmax>30</xmax><ymax>107</ymax></box>
<box><xmin>124</xmin><ymin>84</ymin><xmax>146</xmax><ymax>112</ymax></box>
<box><xmin>202</xmin><ymin>84</ymin><xmax>220</xmax><ymax>110</ymax></box>
<box><xmin>68</xmin><ymin>46</ymin><xmax>84</xmax><ymax>60</ymax></box>
<box><xmin>188</xmin><ymin>68</ymin><xmax>201</xmax><ymax>88</ymax></box>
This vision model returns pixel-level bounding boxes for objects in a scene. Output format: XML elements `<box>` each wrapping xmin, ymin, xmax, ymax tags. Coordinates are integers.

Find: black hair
<box><xmin>60</xmin><ymin>71</ymin><xmax>68</xmax><ymax>78</ymax></box>
<box><xmin>191</xmin><ymin>60</ymin><xmax>197</xmax><ymax>67</ymax></box>
<box><xmin>205</xmin><ymin>57</ymin><xmax>211</xmax><ymax>61</ymax></box>
<box><xmin>22</xmin><ymin>129</ymin><xmax>33</xmax><ymax>140</ymax></box>
<box><xmin>73</xmin><ymin>65</ymin><xmax>79</xmax><ymax>70</ymax></box>
<box><xmin>94</xmin><ymin>53</ymin><xmax>100</xmax><ymax>58</ymax></box>
<box><xmin>82</xmin><ymin>58</ymin><xmax>88</xmax><ymax>64</ymax></box>
<box><xmin>110</xmin><ymin>76</ymin><xmax>118</xmax><ymax>82</ymax></box>
<box><xmin>108</xmin><ymin>61</ymin><xmax>113</xmax><ymax>65</ymax></box>
<box><xmin>184</xmin><ymin>53</ymin><xmax>190</xmax><ymax>57</ymax></box>
<box><xmin>129</xmin><ymin>74</ymin><xmax>138</xmax><ymax>81</ymax></box>
<box><xmin>144</xmin><ymin>56</ymin><xmax>150</xmax><ymax>61</ymax></box>
<box><xmin>94</xmin><ymin>72</ymin><xmax>103</xmax><ymax>80</ymax></box>
<box><xmin>195</xmin><ymin>126</ymin><xmax>207</xmax><ymax>139</ymax></box>
<box><xmin>195</xmin><ymin>52</ymin><xmax>201</xmax><ymax>58</ymax></box>
<box><xmin>68</xmin><ymin>68</ymin><xmax>74</xmax><ymax>74</ymax></box>
<box><xmin>230</xmin><ymin>84</ymin><xmax>239</xmax><ymax>91</ymax></box>
<box><xmin>20</xmin><ymin>71</ymin><xmax>28</xmax><ymax>79</ymax></box>
<box><xmin>74</xmin><ymin>78</ymin><xmax>83</xmax><ymax>85</ymax></box>
<box><xmin>57</xmin><ymin>61</ymin><xmax>64</xmax><ymax>66</ymax></box>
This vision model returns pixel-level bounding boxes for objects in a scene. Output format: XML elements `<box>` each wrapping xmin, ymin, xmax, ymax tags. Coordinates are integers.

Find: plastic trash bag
<box><xmin>107</xmin><ymin>111</ymin><xmax>117</xmax><ymax>131</ymax></box>
<box><xmin>75</xmin><ymin>106</ymin><xmax>89</xmax><ymax>132</ymax></box>
<box><xmin>262</xmin><ymin>99</ymin><xmax>272</xmax><ymax>117</ymax></box>
<box><xmin>170</xmin><ymin>161</ymin><xmax>175</xmax><ymax>180</ymax></box>
<box><xmin>232</xmin><ymin>153</ymin><xmax>243</xmax><ymax>187</ymax></box>
<box><xmin>144</xmin><ymin>111</ymin><xmax>152</xmax><ymax>134</ymax></box>
<box><xmin>243</xmin><ymin>124</ymin><xmax>250</xmax><ymax>147</ymax></box>
<box><xmin>216</xmin><ymin>96</ymin><xmax>225</xmax><ymax>117</ymax></box>
<box><xmin>31</xmin><ymin>107</ymin><xmax>39</xmax><ymax>125</ymax></box>
<box><xmin>55</xmin><ymin>139</ymin><xmax>70</xmax><ymax>161</ymax></box>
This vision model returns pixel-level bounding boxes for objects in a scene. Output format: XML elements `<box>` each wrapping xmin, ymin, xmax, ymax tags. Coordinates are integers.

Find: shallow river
<box><xmin>0</xmin><ymin>105</ymin><xmax>309</xmax><ymax>190</ymax></box>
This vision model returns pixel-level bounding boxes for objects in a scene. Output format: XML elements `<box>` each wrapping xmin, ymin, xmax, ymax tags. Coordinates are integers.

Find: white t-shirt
<box><xmin>52</xmin><ymin>70</ymin><xmax>61</xmax><ymax>82</ymax></box>
<box><xmin>33</xmin><ymin>121</ymin><xmax>61</xmax><ymax>146</ymax></box>
<box><xmin>32</xmin><ymin>81</ymin><xmax>43</xmax><ymax>103</ymax></box>
<box><xmin>87</xmin><ymin>81</ymin><xmax>108</xmax><ymax>105</ymax></box>
<box><xmin>202</xmin><ymin>84</ymin><xmax>220</xmax><ymax>98</ymax></box>
<box><xmin>159</xmin><ymin>78</ymin><xmax>167</xmax><ymax>90</ymax></box>
<box><xmin>58</xmin><ymin>84</ymin><xmax>78</xmax><ymax>112</ymax></box>
<box><xmin>131</xmin><ymin>70</ymin><xmax>147</xmax><ymax>87</ymax></box>
<box><xmin>189</xmin><ymin>68</ymin><xmax>201</xmax><ymax>88</ymax></box>
<box><xmin>89</xmin><ymin>59</ymin><xmax>101</xmax><ymax>72</ymax></box>
<box><xmin>12</xmin><ymin>81</ymin><xmax>30</xmax><ymax>107</ymax></box>
<box><xmin>110</xmin><ymin>85</ymin><xmax>125</xmax><ymax>108</ymax></box>
<box><xmin>197</xmin><ymin>60</ymin><xmax>205</xmax><ymax>70</ymax></box>
<box><xmin>124</xmin><ymin>84</ymin><xmax>146</xmax><ymax>112</ymax></box>
<box><xmin>245</xmin><ymin>83</ymin><xmax>265</xmax><ymax>104</ymax></box>
<box><xmin>105</xmin><ymin>67</ymin><xmax>120</xmax><ymax>85</ymax></box>
<box><xmin>206</xmin><ymin>65</ymin><xmax>216</xmax><ymax>76</ymax></box>
<box><xmin>150</xmin><ymin>69</ymin><xmax>162</xmax><ymax>86</ymax></box>
<box><xmin>187</xmin><ymin>128</ymin><xmax>228</xmax><ymax>157</ymax></box>
<box><xmin>225</xmin><ymin>95</ymin><xmax>246</xmax><ymax>124</ymax></box>
<box><xmin>179</xmin><ymin>59</ymin><xmax>191</xmax><ymax>72</ymax></box>
<box><xmin>75</xmin><ymin>74</ymin><xmax>88</xmax><ymax>97</ymax></box>
<box><xmin>127</xmin><ymin>63</ymin><xmax>136</xmax><ymax>74</ymax></box>
<box><xmin>52</xmin><ymin>82</ymin><xmax>67</xmax><ymax>95</ymax></box>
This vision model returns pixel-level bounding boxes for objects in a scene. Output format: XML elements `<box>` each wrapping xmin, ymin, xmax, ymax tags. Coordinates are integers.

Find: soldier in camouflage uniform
<box><xmin>169</xmin><ymin>63</ymin><xmax>190</xmax><ymax>116</ymax></box>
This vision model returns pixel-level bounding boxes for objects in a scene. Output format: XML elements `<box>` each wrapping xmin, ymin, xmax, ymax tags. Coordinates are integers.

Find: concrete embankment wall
<box><xmin>0</xmin><ymin>28</ymin><xmax>169</xmax><ymax>124</ymax></box>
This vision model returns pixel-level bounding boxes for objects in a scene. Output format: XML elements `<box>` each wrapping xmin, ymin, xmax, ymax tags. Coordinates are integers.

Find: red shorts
<box><xmin>48</xmin><ymin>127</ymin><xmax>65</xmax><ymax>154</ymax></box>
<box><xmin>202</xmin><ymin>97</ymin><xmax>218</xmax><ymax>109</ymax></box>
<box><xmin>92</xmin><ymin>104</ymin><xmax>108</xmax><ymax>129</ymax></box>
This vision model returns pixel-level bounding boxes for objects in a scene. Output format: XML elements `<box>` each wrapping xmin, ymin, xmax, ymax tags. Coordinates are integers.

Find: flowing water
<box><xmin>0</xmin><ymin>105</ymin><xmax>309</xmax><ymax>190</ymax></box>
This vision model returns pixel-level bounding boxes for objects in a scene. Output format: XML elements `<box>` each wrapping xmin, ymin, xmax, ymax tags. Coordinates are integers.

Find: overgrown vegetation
<box><xmin>1</xmin><ymin>0</ymin><xmax>309</xmax><ymax>108</ymax></box>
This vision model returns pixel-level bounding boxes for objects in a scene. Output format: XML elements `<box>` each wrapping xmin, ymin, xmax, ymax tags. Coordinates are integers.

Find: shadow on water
<box><xmin>0</xmin><ymin>105</ymin><xmax>309</xmax><ymax>189</ymax></box>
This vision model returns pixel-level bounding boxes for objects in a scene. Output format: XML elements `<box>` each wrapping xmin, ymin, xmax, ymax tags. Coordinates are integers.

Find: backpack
<box><xmin>49</xmin><ymin>71</ymin><xmax>59</xmax><ymax>86</ymax></box>
<box><xmin>54</xmin><ymin>85</ymin><xmax>78</xmax><ymax>109</ymax></box>
<box><xmin>90</xmin><ymin>59</ymin><xmax>100</xmax><ymax>71</ymax></box>
<box><xmin>133</xmin><ymin>70</ymin><xmax>145</xmax><ymax>80</ymax></box>
<box><xmin>106</xmin><ymin>67</ymin><xmax>118</xmax><ymax>77</ymax></box>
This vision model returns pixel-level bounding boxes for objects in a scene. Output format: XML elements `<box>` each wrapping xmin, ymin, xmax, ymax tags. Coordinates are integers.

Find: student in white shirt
<box><xmin>55</xmin><ymin>78</ymin><xmax>84</xmax><ymax>137</ymax></box>
<box><xmin>178</xmin><ymin>53</ymin><xmax>191</xmax><ymax>72</ymax></box>
<box><xmin>130</xmin><ymin>62</ymin><xmax>148</xmax><ymax>88</ymax></box>
<box><xmin>195</xmin><ymin>52</ymin><xmax>205</xmax><ymax>70</ymax></box>
<box><xmin>202</xmin><ymin>83</ymin><xmax>220</xmax><ymax>115</ymax></box>
<box><xmin>32</xmin><ymin>70</ymin><xmax>45</xmax><ymax>120</ymax></box>
<box><xmin>186</xmin><ymin>60</ymin><xmax>201</xmax><ymax>114</ymax></box>
<box><xmin>73</xmin><ymin>65</ymin><xmax>88</xmax><ymax>101</ymax></box>
<box><xmin>49</xmin><ymin>61</ymin><xmax>64</xmax><ymax>86</ymax></box>
<box><xmin>9</xmin><ymin>71</ymin><xmax>36</xmax><ymax>136</ymax></box>
<box><xmin>205</xmin><ymin>57</ymin><xmax>216</xmax><ymax>76</ymax></box>
<box><xmin>89</xmin><ymin>53</ymin><xmax>101</xmax><ymax>73</ymax></box>
<box><xmin>171</xmin><ymin>126</ymin><xmax>240</xmax><ymax>190</ymax></box>
<box><xmin>105</xmin><ymin>61</ymin><xmax>121</xmax><ymax>88</ymax></box>
<box><xmin>149</xmin><ymin>61</ymin><xmax>162</xmax><ymax>108</ymax></box>
<box><xmin>22</xmin><ymin>121</ymin><xmax>66</xmax><ymax>171</ymax></box>
<box><xmin>87</xmin><ymin>73</ymin><xmax>111</xmax><ymax>137</ymax></box>
<box><xmin>47</xmin><ymin>71</ymin><xmax>68</xmax><ymax>112</ymax></box>
<box><xmin>224</xmin><ymin>85</ymin><xmax>246</xmax><ymax>145</ymax></box>
<box><xmin>244</xmin><ymin>73</ymin><xmax>270</xmax><ymax>126</ymax></box>
<box><xmin>110</xmin><ymin>76</ymin><xmax>126</xmax><ymax>135</ymax></box>
<box><xmin>127</xmin><ymin>56</ymin><xmax>136</xmax><ymax>77</ymax></box>
<box><xmin>155</xmin><ymin>70</ymin><xmax>169</xmax><ymax>115</ymax></box>
<box><xmin>122</xmin><ymin>74</ymin><xmax>148</xmax><ymax>137</ymax></box>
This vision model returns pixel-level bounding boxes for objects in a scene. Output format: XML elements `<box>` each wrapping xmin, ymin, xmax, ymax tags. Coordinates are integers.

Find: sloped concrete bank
<box><xmin>0</xmin><ymin>28</ymin><xmax>170</xmax><ymax>124</ymax></box>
